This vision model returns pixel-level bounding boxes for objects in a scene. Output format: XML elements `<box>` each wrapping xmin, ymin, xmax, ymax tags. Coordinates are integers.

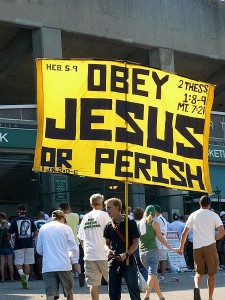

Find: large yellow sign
<box><xmin>33</xmin><ymin>59</ymin><xmax>215</xmax><ymax>193</ymax></box>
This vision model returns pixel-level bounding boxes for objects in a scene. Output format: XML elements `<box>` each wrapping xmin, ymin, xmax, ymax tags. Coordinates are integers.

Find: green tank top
<box><xmin>139</xmin><ymin>220</ymin><xmax>158</xmax><ymax>251</ymax></box>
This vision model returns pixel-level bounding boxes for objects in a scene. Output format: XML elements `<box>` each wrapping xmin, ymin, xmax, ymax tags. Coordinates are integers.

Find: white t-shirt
<box><xmin>168</xmin><ymin>220</ymin><xmax>185</xmax><ymax>238</ymax></box>
<box><xmin>36</xmin><ymin>221</ymin><xmax>79</xmax><ymax>273</ymax></box>
<box><xmin>185</xmin><ymin>208</ymin><xmax>223</xmax><ymax>249</ymax></box>
<box><xmin>156</xmin><ymin>214</ymin><xmax>168</xmax><ymax>249</ymax></box>
<box><xmin>78</xmin><ymin>209</ymin><xmax>111</xmax><ymax>261</ymax></box>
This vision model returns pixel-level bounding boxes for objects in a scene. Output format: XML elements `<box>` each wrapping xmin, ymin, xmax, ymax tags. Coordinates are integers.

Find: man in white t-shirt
<box><xmin>37</xmin><ymin>210</ymin><xmax>79</xmax><ymax>300</ymax></box>
<box><xmin>178</xmin><ymin>195</ymin><xmax>225</xmax><ymax>300</ymax></box>
<box><xmin>78</xmin><ymin>193</ymin><xmax>111</xmax><ymax>300</ymax></box>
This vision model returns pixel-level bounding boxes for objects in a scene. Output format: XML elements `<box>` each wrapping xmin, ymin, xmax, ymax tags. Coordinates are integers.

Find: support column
<box><xmin>149</xmin><ymin>48</ymin><xmax>187</xmax><ymax>220</ymax></box>
<box><xmin>130</xmin><ymin>49</ymin><xmax>176</xmax><ymax>211</ymax></box>
<box><xmin>32</xmin><ymin>27</ymin><xmax>62</xmax><ymax>58</ymax></box>
<box><xmin>32</xmin><ymin>27</ymin><xmax>68</xmax><ymax>210</ymax></box>
<box><xmin>130</xmin><ymin>184</ymin><xmax>146</xmax><ymax>210</ymax></box>
<box><xmin>149</xmin><ymin>48</ymin><xmax>174</xmax><ymax>73</ymax></box>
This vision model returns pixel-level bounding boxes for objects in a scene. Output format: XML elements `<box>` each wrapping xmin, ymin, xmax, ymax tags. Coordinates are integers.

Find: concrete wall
<box><xmin>0</xmin><ymin>0</ymin><xmax>225</xmax><ymax>60</ymax></box>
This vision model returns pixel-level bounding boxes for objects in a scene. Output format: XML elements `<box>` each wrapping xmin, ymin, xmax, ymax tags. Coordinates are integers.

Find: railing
<box><xmin>0</xmin><ymin>105</ymin><xmax>37</xmax><ymax>122</ymax></box>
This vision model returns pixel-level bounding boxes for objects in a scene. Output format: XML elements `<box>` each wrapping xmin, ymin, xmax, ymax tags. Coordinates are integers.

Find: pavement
<box><xmin>1</xmin><ymin>270</ymin><xmax>225</xmax><ymax>299</ymax></box>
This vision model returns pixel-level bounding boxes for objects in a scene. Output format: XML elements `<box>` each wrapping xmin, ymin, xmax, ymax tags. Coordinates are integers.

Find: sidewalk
<box><xmin>1</xmin><ymin>270</ymin><xmax>225</xmax><ymax>299</ymax></box>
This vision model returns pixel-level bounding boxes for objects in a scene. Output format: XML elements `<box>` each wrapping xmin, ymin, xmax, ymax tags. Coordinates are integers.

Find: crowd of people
<box><xmin>0</xmin><ymin>194</ymin><xmax>225</xmax><ymax>300</ymax></box>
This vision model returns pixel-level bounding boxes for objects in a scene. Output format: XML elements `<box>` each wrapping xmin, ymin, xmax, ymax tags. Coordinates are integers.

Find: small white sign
<box><xmin>167</xmin><ymin>231</ymin><xmax>188</xmax><ymax>272</ymax></box>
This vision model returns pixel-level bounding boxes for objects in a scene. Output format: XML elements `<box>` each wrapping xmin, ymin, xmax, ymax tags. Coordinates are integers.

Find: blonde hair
<box><xmin>90</xmin><ymin>193</ymin><xmax>104</xmax><ymax>206</ymax></box>
<box><xmin>104</xmin><ymin>198</ymin><xmax>122</xmax><ymax>212</ymax></box>
<box><xmin>144</xmin><ymin>211</ymin><xmax>155</xmax><ymax>224</ymax></box>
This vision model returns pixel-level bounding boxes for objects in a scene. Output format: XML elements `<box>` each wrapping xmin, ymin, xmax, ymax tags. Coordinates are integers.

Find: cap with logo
<box><xmin>52</xmin><ymin>210</ymin><xmax>65</xmax><ymax>220</ymax></box>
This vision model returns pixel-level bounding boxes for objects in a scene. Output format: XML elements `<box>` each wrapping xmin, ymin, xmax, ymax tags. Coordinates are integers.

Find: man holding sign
<box><xmin>104</xmin><ymin>198</ymin><xmax>141</xmax><ymax>300</ymax></box>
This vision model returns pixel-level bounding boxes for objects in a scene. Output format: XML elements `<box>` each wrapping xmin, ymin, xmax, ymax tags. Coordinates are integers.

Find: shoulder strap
<box><xmin>111</xmin><ymin>220</ymin><xmax>126</xmax><ymax>244</ymax></box>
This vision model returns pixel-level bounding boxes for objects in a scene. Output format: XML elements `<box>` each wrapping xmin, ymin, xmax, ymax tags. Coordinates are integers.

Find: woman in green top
<box><xmin>138</xmin><ymin>205</ymin><xmax>176</xmax><ymax>300</ymax></box>
<box><xmin>0</xmin><ymin>219</ymin><xmax>14</xmax><ymax>281</ymax></box>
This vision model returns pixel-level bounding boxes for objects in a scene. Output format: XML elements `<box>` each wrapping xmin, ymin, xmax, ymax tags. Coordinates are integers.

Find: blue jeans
<box><xmin>140</xmin><ymin>249</ymin><xmax>159</xmax><ymax>275</ymax></box>
<box><xmin>108</xmin><ymin>260</ymin><xmax>141</xmax><ymax>300</ymax></box>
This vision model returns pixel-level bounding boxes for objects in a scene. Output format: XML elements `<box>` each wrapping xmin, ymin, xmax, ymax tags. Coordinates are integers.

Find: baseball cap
<box><xmin>220</xmin><ymin>211</ymin><xmax>225</xmax><ymax>217</ymax></box>
<box><xmin>173</xmin><ymin>213</ymin><xmax>179</xmax><ymax>220</ymax></box>
<box><xmin>145</xmin><ymin>205</ymin><xmax>155</xmax><ymax>215</ymax></box>
<box><xmin>154</xmin><ymin>205</ymin><xmax>161</xmax><ymax>213</ymax></box>
<box><xmin>52</xmin><ymin>210</ymin><xmax>65</xmax><ymax>220</ymax></box>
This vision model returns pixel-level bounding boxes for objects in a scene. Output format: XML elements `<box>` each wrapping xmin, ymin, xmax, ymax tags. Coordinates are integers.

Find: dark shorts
<box><xmin>42</xmin><ymin>271</ymin><xmax>74</xmax><ymax>297</ymax></box>
<box><xmin>0</xmin><ymin>248</ymin><xmax>13</xmax><ymax>256</ymax></box>
<box><xmin>193</xmin><ymin>243</ymin><xmax>219</xmax><ymax>275</ymax></box>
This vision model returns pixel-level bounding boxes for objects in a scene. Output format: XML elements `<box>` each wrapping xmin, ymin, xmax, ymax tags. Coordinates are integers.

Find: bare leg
<box><xmin>207</xmin><ymin>274</ymin><xmax>215</xmax><ymax>300</ymax></box>
<box><xmin>16</xmin><ymin>264</ymin><xmax>24</xmax><ymax>274</ymax></box>
<box><xmin>153</xmin><ymin>275</ymin><xmax>164</xmax><ymax>298</ymax></box>
<box><xmin>160</xmin><ymin>260</ymin><xmax>166</xmax><ymax>276</ymax></box>
<box><xmin>194</xmin><ymin>273</ymin><xmax>203</xmax><ymax>288</ymax></box>
<box><xmin>67</xmin><ymin>290</ymin><xmax>74</xmax><ymax>300</ymax></box>
<box><xmin>7</xmin><ymin>255</ymin><xmax>14</xmax><ymax>281</ymax></box>
<box><xmin>194</xmin><ymin>273</ymin><xmax>203</xmax><ymax>300</ymax></box>
<box><xmin>90</xmin><ymin>285</ymin><xmax>99</xmax><ymax>300</ymax></box>
<box><xmin>0</xmin><ymin>255</ymin><xmax>5</xmax><ymax>281</ymax></box>
<box><xmin>23</xmin><ymin>264</ymin><xmax>30</xmax><ymax>276</ymax></box>
<box><xmin>145</xmin><ymin>274</ymin><xmax>156</xmax><ymax>299</ymax></box>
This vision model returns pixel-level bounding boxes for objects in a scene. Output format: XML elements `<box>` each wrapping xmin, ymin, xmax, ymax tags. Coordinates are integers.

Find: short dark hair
<box><xmin>133</xmin><ymin>207</ymin><xmax>144</xmax><ymax>221</ymax></box>
<box><xmin>60</xmin><ymin>201</ymin><xmax>70</xmax><ymax>210</ymax></box>
<box><xmin>200</xmin><ymin>195</ymin><xmax>211</xmax><ymax>207</ymax></box>
<box><xmin>37</xmin><ymin>211</ymin><xmax>45</xmax><ymax>219</ymax></box>
<box><xmin>18</xmin><ymin>204</ymin><xmax>26</xmax><ymax>212</ymax></box>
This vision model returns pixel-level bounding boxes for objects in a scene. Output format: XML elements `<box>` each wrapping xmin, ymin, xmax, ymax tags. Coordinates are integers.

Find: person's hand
<box><xmin>115</xmin><ymin>253</ymin><xmax>127</xmax><ymax>262</ymax></box>
<box><xmin>170</xmin><ymin>248</ymin><xmax>177</xmax><ymax>253</ymax></box>
<box><xmin>107</xmin><ymin>249</ymin><xmax>116</xmax><ymax>261</ymax></box>
<box><xmin>177</xmin><ymin>246</ymin><xmax>184</xmax><ymax>256</ymax></box>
